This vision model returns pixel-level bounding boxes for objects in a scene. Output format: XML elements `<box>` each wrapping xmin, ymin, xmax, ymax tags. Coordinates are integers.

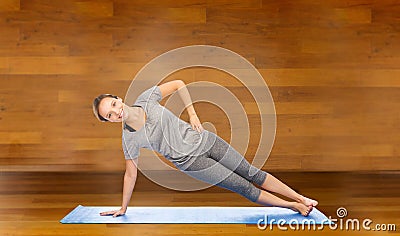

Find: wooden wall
<box><xmin>1</xmin><ymin>0</ymin><xmax>399</xmax><ymax>172</ymax></box>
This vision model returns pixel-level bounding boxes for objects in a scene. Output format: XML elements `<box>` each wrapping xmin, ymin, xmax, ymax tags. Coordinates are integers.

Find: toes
<box><xmin>303</xmin><ymin>206</ymin><xmax>313</xmax><ymax>216</ymax></box>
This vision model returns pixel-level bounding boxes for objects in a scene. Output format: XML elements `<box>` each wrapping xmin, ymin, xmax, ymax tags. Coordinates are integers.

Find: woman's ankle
<box><xmin>294</xmin><ymin>194</ymin><xmax>304</xmax><ymax>203</ymax></box>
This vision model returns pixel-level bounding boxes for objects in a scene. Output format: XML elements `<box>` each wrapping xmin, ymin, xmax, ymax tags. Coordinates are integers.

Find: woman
<box><xmin>92</xmin><ymin>80</ymin><xmax>318</xmax><ymax>218</ymax></box>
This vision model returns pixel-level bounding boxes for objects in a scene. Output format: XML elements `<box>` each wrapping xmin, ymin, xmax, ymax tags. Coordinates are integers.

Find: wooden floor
<box><xmin>0</xmin><ymin>171</ymin><xmax>398</xmax><ymax>235</ymax></box>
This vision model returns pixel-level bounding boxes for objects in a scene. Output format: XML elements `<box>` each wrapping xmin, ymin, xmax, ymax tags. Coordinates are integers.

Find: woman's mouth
<box><xmin>118</xmin><ymin>109</ymin><xmax>123</xmax><ymax>119</ymax></box>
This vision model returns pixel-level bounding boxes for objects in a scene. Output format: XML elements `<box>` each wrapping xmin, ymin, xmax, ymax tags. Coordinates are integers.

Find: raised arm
<box><xmin>100</xmin><ymin>159</ymin><xmax>138</xmax><ymax>217</ymax></box>
<box><xmin>158</xmin><ymin>80</ymin><xmax>204</xmax><ymax>133</ymax></box>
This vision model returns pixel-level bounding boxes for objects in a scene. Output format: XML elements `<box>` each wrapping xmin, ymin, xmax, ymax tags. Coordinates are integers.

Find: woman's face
<box><xmin>98</xmin><ymin>97</ymin><xmax>126</xmax><ymax>122</ymax></box>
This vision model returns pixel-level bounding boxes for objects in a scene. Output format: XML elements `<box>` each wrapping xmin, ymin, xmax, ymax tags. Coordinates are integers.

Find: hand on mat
<box><xmin>100</xmin><ymin>208</ymin><xmax>126</xmax><ymax>218</ymax></box>
<box><xmin>189</xmin><ymin>114</ymin><xmax>204</xmax><ymax>133</ymax></box>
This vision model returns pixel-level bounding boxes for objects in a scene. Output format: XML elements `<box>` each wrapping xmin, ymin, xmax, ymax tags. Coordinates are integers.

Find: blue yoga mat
<box><xmin>60</xmin><ymin>205</ymin><xmax>332</xmax><ymax>224</ymax></box>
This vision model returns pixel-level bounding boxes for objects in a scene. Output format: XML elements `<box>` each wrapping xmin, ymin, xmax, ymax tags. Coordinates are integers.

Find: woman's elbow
<box><xmin>124</xmin><ymin>171</ymin><xmax>136</xmax><ymax>179</ymax></box>
<box><xmin>175</xmin><ymin>79</ymin><xmax>185</xmax><ymax>88</ymax></box>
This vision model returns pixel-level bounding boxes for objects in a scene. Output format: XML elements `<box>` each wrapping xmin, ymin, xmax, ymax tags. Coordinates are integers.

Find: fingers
<box><xmin>100</xmin><ymin>210</ymin><xmax>125</xmax><ymax>217</ymax></box>
<box><xmin>100</xmin><ymin>210</ymin><xmax>116</xmax><ymax>216</ymax></box>
<box><xmin>195</xmin><ymin>125</ymin><xmax>203</xmax><ymax>133</ymax></box>
<box><xmin>191</xmin><ymin>124</ymin><xmax>198</xmax><ymax>132</ymax></box>
<box><xmin>199</xmin><ymin>124</ymin><xmax>204</xmax><ymax>132</ymax></box>
<box><xmin>113</xmin><ymin>210</ymin><xmax>125</xmax><ymax>218</ymax></box>
<box><xmin>190</xmin><ymin>115</ymin><xmax>204</xmax><ymax>133</ymax></box>
<box><xmin>191</xmin><ymin>122</ymin><xmax>204</xmax><ymax>133</ymax></box>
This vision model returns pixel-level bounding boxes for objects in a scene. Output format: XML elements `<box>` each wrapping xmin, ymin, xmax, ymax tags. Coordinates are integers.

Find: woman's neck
<box><xmin>124</xmin><ymin>105</ymin><xmax>146</xmax><ymax>131</ymax></box>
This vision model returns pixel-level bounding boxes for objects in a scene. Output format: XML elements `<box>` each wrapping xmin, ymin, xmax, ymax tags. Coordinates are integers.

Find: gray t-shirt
<box><xmin>122</xmin><ymin>86</ymin><xmax>214</xmax><ymax>167</ymax></box>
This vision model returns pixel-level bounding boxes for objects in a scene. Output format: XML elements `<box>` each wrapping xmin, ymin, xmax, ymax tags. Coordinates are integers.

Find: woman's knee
<box><xmin>246</xmin><ymin>186</ymin><xmax>262</xmax><ymax>202</ymax></box>
<box><xmin>218</xmin><ymin>176</ymin><xmax>261</xmax><ymax>202</ymax></box>
<box><xmin>238</xmin><ymin>184</ymin><xmax>261</xmax><ymax>202</ymax></box>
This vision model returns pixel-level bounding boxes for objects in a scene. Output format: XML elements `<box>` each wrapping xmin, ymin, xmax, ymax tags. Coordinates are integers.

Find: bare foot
<box><xmin>300</xmin><ymin>195</ymin><xmax>318</xmax><ymax>207</ymax></box>
<box><xmin>290</xmin><ymin>202</ymin><xmax>313</xmax><ymax>216</ymax></box>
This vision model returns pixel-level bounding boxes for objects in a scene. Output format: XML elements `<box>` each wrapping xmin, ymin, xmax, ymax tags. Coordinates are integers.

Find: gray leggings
<box><xmin>175</xmin><ymin>133</ymin><xmax>268</xmax><ymax>202</ymax></box>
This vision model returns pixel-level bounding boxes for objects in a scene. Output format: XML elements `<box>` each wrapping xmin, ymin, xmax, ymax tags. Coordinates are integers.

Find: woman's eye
<box><xmin>112</xmin><ymin>102</ymin><xmax>116</xmax><ymax>107</ymax></box>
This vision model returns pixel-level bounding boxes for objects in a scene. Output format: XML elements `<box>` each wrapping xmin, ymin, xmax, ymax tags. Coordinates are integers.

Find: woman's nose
<box><xmin>112</xmin><ymin>107</ymin><xmax>119</xmax><ymax>114</ymax></box>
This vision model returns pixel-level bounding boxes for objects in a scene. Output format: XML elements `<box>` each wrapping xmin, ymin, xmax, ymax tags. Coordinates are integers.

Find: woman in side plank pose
<box><xmin>92</xmin><ymin>80</ymin><xmax>318</xmax><ymax>217</ymax></box>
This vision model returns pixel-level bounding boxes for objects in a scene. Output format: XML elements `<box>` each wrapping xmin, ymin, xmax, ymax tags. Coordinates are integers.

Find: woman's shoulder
<box><xmin>134</xmin><ymin>86</ymin><xmax>162</xmax><ymax>106</ymax></box>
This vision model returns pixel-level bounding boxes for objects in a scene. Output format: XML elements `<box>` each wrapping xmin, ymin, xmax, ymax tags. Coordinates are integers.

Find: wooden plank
<box><xmin>272</xmin><ymin>142</ymin><xmax>394</xmax><ymax>158</ymax></box>
<box><xmin>372</xmin><ymin>3</ymin><xmax>400</xmax><ymax>23</ymax></box>
<box><xmin>111</xmin><ymin>24</ymin><xmax>206</xmax><ymax>51</ymax></box>
<box><xmin>5</xmin><ymin>57</ymin><xmax>89</xmax><ymax>74</ymax></box>
<box><xmin>276</xmin><ymin>114</ymin><xmax>398</xmax><ymax>137</ymax></box>
<box><xmin>0</xmin><ymin>58</ymin><xmax>9</xmax><ymax>72</ymax></box>
<box><xmin>0</xmin><ymin>25</ymin><xmax>19</xmax><ymax>44</ymax></box>
<box><xmin>245</xmin><ymin>102</ymin><xmax>334</xmax><ymax>115</ymax></box>
<box><xmin>301</xmin><ymin>39</ymin><xmax>371</xmax><ymax>54</ymax></box>
<box><xmin>0</xmin><ymin>43</ymin><xmax>69</xmax><ymax>56</ymax></box>
<box><xmin>206</xmin><ymin>0</ymin><xmax>262</xmax><ymax>8</ymax></box>
<box><xmin>0</xmin><ymin>0</ymin><xmax>19</xmax><ymax>11</ymax></box>
<box><xmin>190</xmin><ymin>68</ymin><xmax>400</xmax><ymax>87</ymax></box>
<box><xmin>20</xmin><ymin>0</ymin><xmax>113</xmax><ymax>18</ymax></box>
<box><xmin>70</xmin><ymin>138</ymin><xmax>121</xmax><ymax>150</ymax></box>
<box><xmin>113</xmin><ymin>6</ymin><xmax>206</xmax><ymax>23</ymax></box>
<box><xmin>261</xmin><ymin>69</ymin><xmax>400</xmax><ymax>87</ymax></box>
<box><xmin>58</xmin><ymin>90</ymin><xmax>79</xmax><ymax>103</ymax></box>
<box><xmin>333</xmin><ymin>8</ymin><xmax>371</xmax><ymax>24</ymax></box>
<box><xmin>302</xmin><ymin>155</ymin><xmax>400</xmax><ymax>171</ymax></box>
<box><xmin>113</xmin><ymin>0</ymin><xmax>262</xmax><ymax>8</ymax></box>
<box><xmin>73</xmin><ymin>1</ymin><xmax>113</xmax><ymax>17</ymax></box>
<box><xmin>0</xmin><ymin>132</ymin><xmax>42</xmax><ymax>144</ymax></box>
